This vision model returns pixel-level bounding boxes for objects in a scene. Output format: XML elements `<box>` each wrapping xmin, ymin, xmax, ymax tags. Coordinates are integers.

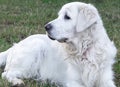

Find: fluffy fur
<box><xmin>0</xmin><ymin>2</ymin><xmax>117</xmax><ymax>87</ymax></box>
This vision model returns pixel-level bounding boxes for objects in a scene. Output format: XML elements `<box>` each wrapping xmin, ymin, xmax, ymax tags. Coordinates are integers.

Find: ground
<box><xmin>0</xmin><ymin>0</ymin><xmax>120</xmax><ymax>87</ymax></box>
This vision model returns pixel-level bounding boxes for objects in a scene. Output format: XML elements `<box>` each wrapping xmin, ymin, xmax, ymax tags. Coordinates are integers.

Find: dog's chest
<box><xmin>70</xmin><ymin>59</ymin><xmax>98</xmax><ymax>86</ymax></box>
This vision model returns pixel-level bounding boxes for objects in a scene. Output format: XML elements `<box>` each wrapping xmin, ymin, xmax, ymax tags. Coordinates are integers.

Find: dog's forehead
<box><xmin>58</xmin><ymin>2</ymin><xmax>86</xmax><ymax>15</ymax></box>
<box><xmin>63</xmin><ymin>2</ymin><xmax>85</xmax><ymax>8</ymax></box>
<box><xmin>58</xmin><ymin>4</ymin><xmax>77</xmax><ymax>15</ymax></box>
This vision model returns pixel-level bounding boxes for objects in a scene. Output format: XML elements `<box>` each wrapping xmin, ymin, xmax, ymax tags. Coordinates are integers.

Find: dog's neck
<box><xmin>63</xmin><ymin>22</ymin><xmax>105</xmax><ymax>61</ymax></box>
<box><xmin>63</xmin><ymin>28</ymin><xmax>94</xmax><ymax>61</ymax></box>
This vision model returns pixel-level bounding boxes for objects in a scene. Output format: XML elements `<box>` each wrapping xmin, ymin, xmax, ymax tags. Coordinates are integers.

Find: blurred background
<box><xmin>0</xmin><ymin>0</ymin><xmax>119</xmax><ymax>87</ymax></box>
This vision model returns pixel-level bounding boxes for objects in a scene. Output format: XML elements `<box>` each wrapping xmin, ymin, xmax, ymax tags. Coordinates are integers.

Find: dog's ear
<box><xmin>76</xmin><ymin>4</ymin><xmax>98</xmax><ymax>32</ymax></box>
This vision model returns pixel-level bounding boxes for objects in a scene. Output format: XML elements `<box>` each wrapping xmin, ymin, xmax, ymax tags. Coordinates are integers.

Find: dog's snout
<box><xmin>45</xmin><ymin>24</ymin><xmax>53</xmax><ymax>31</ymax></box>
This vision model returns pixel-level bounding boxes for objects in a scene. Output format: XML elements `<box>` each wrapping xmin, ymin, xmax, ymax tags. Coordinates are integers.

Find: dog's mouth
<box><xmin>57</xmin><ymin>38</ymin><xmax>68</xmax><ymax>43</ymax></box>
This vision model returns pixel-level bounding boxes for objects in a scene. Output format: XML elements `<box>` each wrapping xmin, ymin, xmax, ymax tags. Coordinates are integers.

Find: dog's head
<box><xmin>45</xmin><ymin>2</ymin><xmax>99</xmax><ymax>42</ymax></box>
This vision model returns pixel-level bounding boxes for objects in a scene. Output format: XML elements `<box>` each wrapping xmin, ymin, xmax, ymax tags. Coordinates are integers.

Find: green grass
<box><xmin>0</xmin><ymin>0</ymin><xmax>120</xmax><ymax>87</ymax></box>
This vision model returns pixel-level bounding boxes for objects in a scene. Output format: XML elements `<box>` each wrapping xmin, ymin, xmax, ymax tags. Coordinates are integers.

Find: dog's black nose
<box><xmin>45</xmin><ymin>24</ymin><xmax>53</xmax><ymax>31</ymax></box>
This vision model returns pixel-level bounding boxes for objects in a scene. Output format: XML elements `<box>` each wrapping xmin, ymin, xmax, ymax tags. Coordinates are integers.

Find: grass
<box><xmin>0</xmin><ymin>0</ymin><xmax>120</xmax><ymax>87</ymax></box>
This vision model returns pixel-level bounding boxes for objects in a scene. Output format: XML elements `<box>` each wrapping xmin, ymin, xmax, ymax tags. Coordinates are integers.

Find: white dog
<box><xmin>0</xmin><ymin>2</ymin><xmax>117</xmax><ymax>87</ymax></box>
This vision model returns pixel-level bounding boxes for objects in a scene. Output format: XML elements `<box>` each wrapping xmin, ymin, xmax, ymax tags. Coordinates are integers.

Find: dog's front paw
<box><xmin>11</xmin><ymin>78</ymin><xmax>25</xmax><ymax>87</ymax></box>
<box><xmin>11</xmin><ymin>83</ymin><xmax>25</xmax><ymax>87</ymax></box>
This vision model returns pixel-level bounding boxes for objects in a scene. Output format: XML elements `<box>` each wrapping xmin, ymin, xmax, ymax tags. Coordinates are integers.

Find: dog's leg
<box><xmin>96</xmin><ymin>67</ymin><xmax>116</xmax><ymax>87</ymax></box>
<box><xmin>66</xmin><ymin>64</ymin><xmax>85</xmax><ymax>87</ymax></box>
<box><xmin>2</xmin><ymin>71</ymin><xmax>25</xmax><ymax>87</ymax></box>
<box><xmin>98</xmin><ymin>80</ymin><xmax>116</xmax><ymax>87</ymax></box>
<box><xmin>66</xmin><ymin>81</ymin><xmax>85</xmax><ymax>87</ymax></box>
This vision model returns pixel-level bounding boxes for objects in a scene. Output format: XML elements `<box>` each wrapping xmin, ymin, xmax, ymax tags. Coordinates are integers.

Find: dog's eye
<box><xmin>64</xmin><ymin>14</ymin><xmax>71</xmax><ymax>20</ymax></box>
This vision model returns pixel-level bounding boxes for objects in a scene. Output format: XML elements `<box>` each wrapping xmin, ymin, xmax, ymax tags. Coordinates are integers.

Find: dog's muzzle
<box><xmin>45</xmin><ymin>23</ymin><xmax>68</xmax><ymax>42</ymax></box>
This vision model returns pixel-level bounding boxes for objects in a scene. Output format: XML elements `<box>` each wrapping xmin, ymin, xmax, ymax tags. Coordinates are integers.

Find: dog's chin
<box><xmin>47</xmin><ymin>33</ymin><xmax>68</xmax><ymax>42</ymax></box>
<box><xmin>48</xmin><ymin>35</ymin><xmax>56</xmax><ymax>40</ymax></box>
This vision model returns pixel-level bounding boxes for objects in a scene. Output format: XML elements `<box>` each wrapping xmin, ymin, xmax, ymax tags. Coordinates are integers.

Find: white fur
<box><xmin>0</xmin><ymin>2</ymin><xmax>117</xmax><ymax>87</ymax></box>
